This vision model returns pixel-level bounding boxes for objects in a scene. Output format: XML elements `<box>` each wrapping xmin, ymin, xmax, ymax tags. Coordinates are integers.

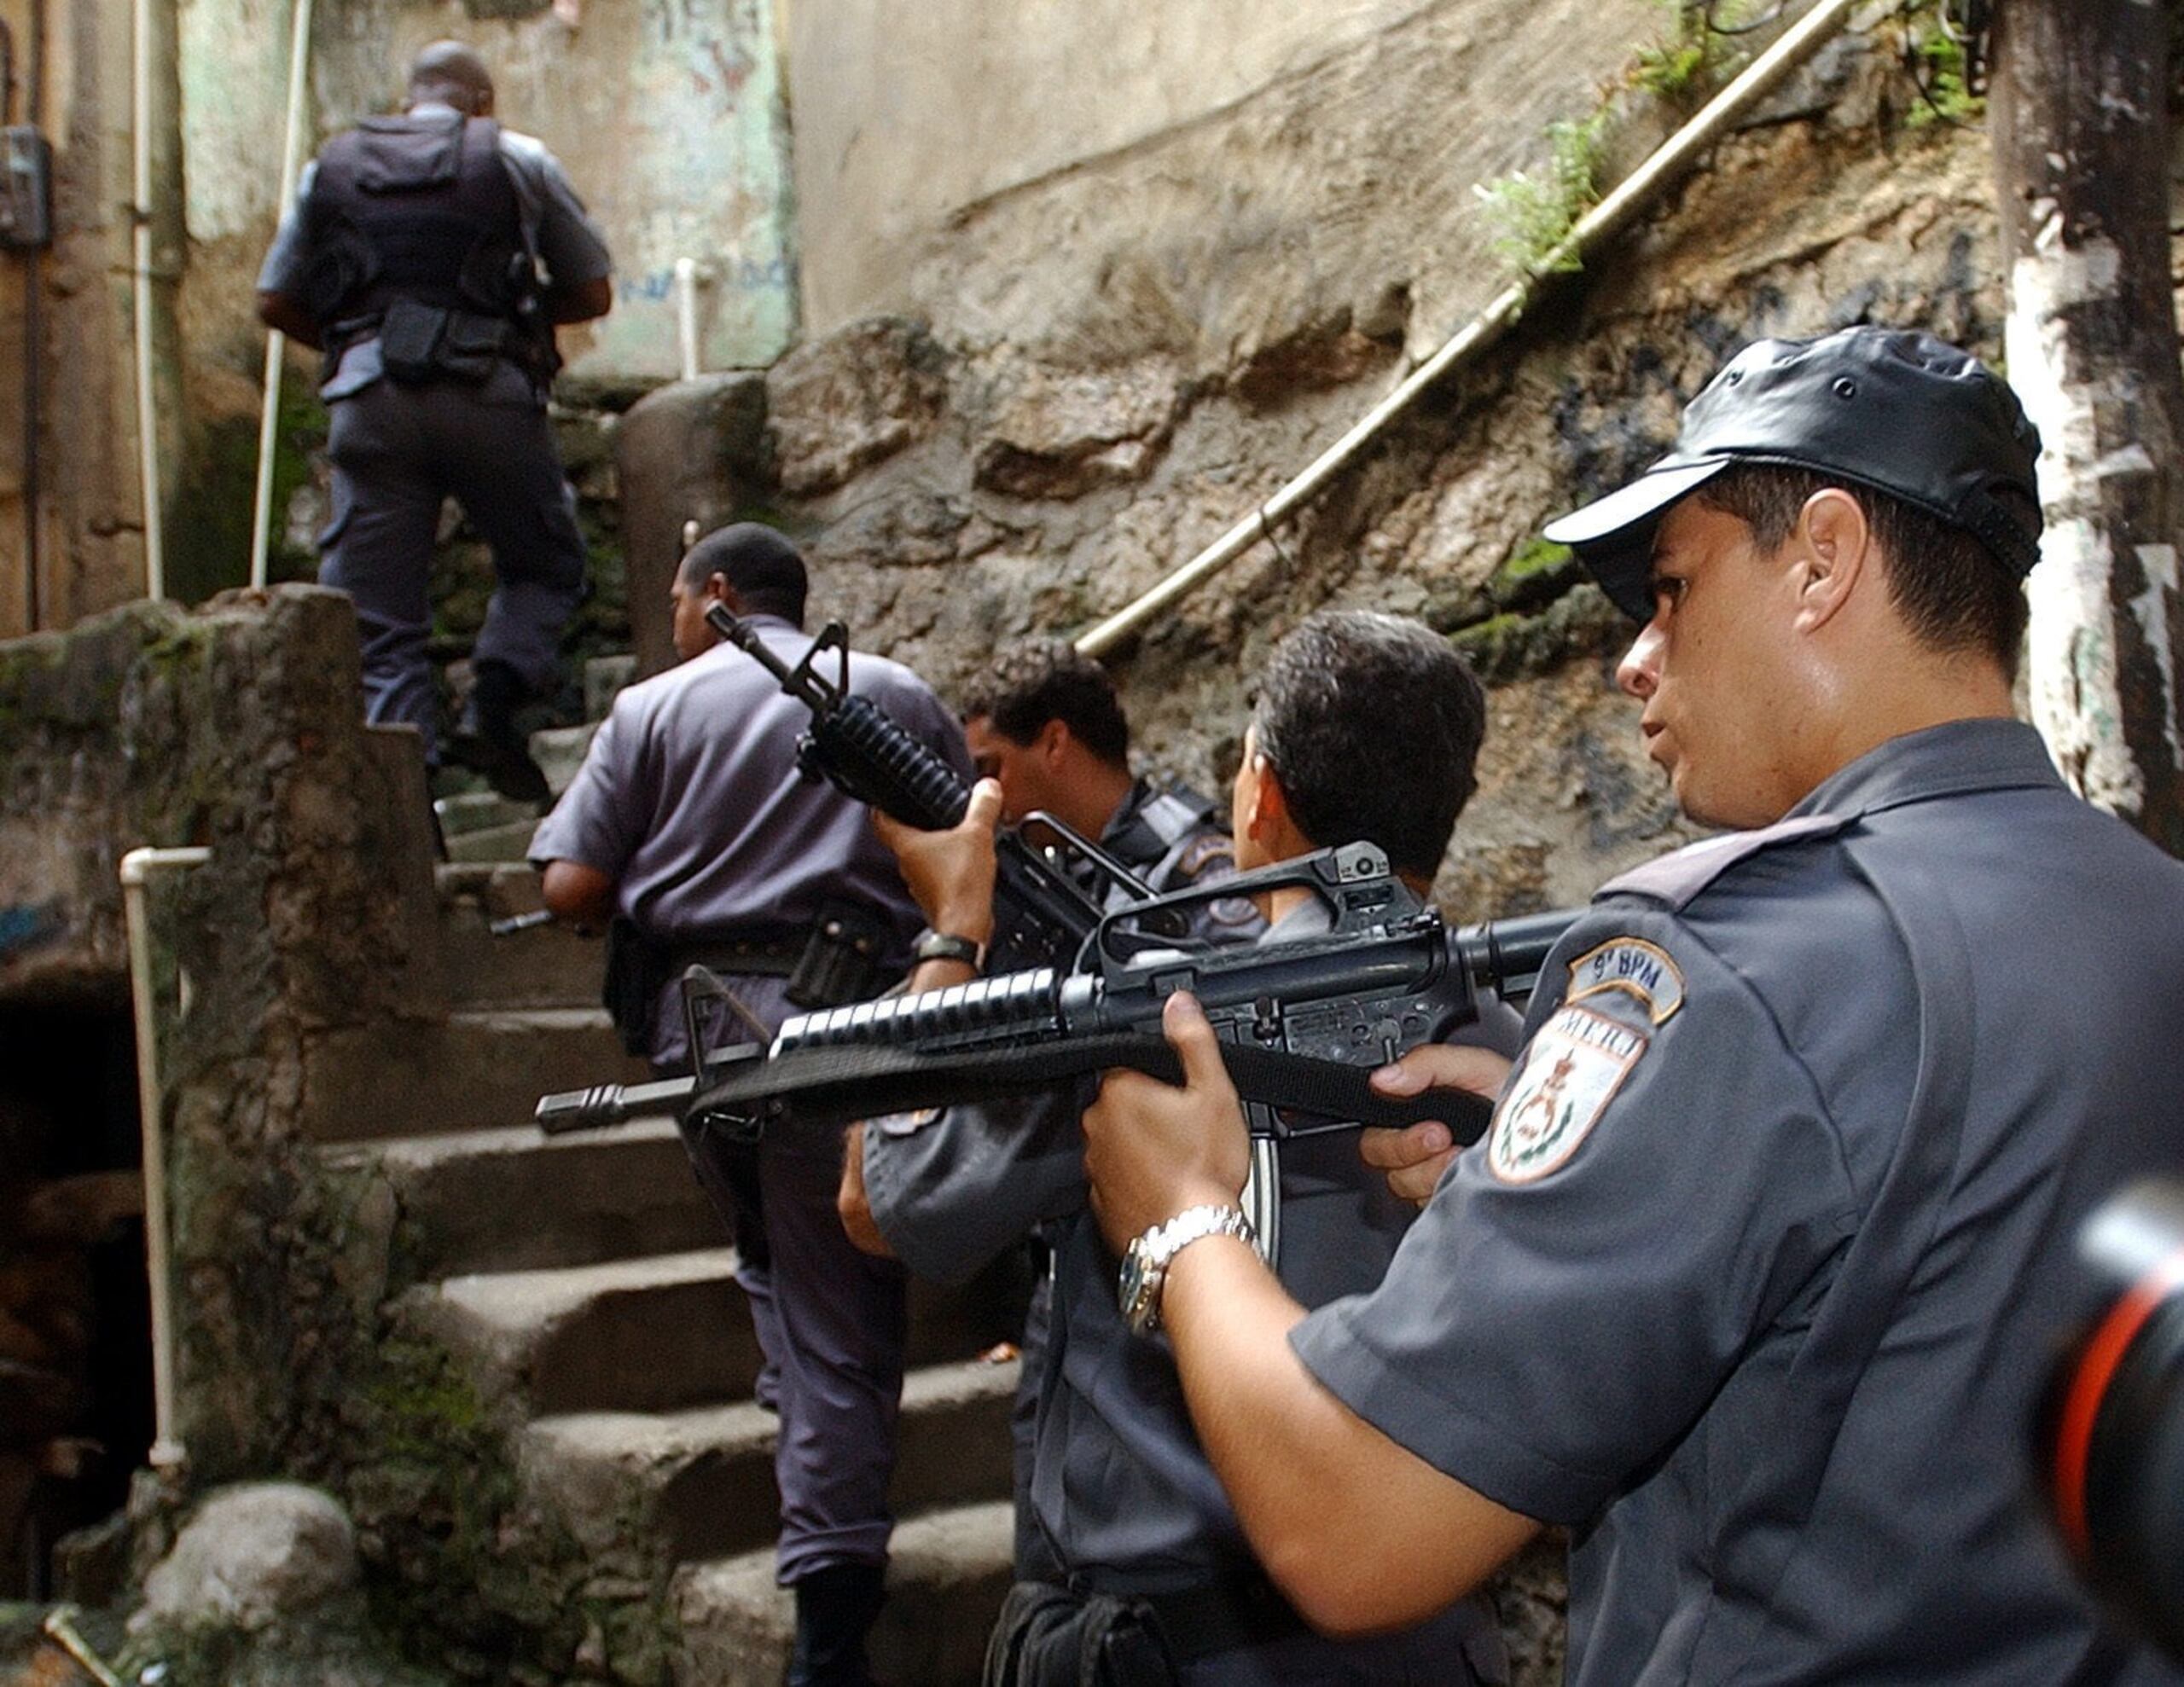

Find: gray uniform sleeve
<box><xmin>498</xmin><ymin>131</ymin><xmax>613</xmax><ymax>287</ymax></box>
<box><xmin>528</xmin><ymin>704</ymin><xmax>644</xmax><ymax>878</ymax></box>
<box><xmin>861</xmin><ymin>1087</ymin><xmax>1090</xmax><ymax>1284</ymax></box>
<box><xmin>1290</xmin><ymin>905</ymin><xmax>1857</xmax><ymax>1525</ymax></box>
<box><xmin>256</xmin><ymin>160</ymin><xmax>319</xmax><ymax>298</ymax></box>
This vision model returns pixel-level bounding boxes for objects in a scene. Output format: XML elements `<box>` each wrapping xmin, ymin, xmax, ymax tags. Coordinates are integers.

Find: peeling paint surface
<box><xmin>180</xmin><ymin>0</ymin><xmax>797</xmax><ymax>379</ymax></box>
<box><xmin>2130</xmin><ymin>543</ymin><xmax>2182</xmax><ymax>771</ymax></box>
<box><xmin>2009</xmin><ymin>240</ymin><xmax>2147</xmax><ymax>817</ymax></box>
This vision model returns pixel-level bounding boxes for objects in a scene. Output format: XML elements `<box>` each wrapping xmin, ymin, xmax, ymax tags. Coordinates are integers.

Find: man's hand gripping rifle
<box><xmin>539</xmin><ymin>843</ymin><xmax>1576</xmax><ymax>1249</ymax></box>
<box><xmin>703</xmin><ymin>602</ymin><xmax>1124</xmax><ymax>969</ymax></box>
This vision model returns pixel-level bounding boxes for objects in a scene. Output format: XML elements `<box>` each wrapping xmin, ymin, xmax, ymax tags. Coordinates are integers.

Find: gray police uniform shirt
<box><xmin>528</xmin><ymin>615</ymin><xmax>971</xmax><ymax>1068</ymax></box>
<box><xmin>257</xmin><ymin>106</ymin><xmax>612</xmax><ymax>403</ymax></box>
<box><xmin>1292</xmin><ymin>719</ymin><xmax>2184</xmax><ymax>1684</ymax></box>
<box><xmin>867</xmin><ymin>897</ymin><xmax>1522</xmax><ymax>1597</ymax></box>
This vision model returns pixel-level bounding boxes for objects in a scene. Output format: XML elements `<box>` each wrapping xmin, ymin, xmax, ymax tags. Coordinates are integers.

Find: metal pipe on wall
<box><xmin>131</xmin><ymin>0</ymin><xmax>165</xmax><ymax>599</ymax></box>
<box><xmin>248</xmin><ymin>0</ymin><xmax>316</xmax><ymax>590</ymax></box>
<box><xmin>121</xmin><ymin>844</ymin><xmax>210</xmax><ymax>1473</ymax></box>
<box><xmin>1074</xmin><ymin>0</ymin><xmax>1862</xmax><ymax>659</ymax></box>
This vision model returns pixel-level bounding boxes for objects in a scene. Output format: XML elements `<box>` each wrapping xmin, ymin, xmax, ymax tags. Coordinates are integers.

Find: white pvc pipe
<box><xmin>122</xmin><ymin>844</ymin><xmax>211</xmax><ymax>1473</ymax></box>
<box><xmin>1075</xmin><ymin>0</ymin><xmax>1862</xmax><ymax>658</ymax></box>
<box><xmin>674</xmin><ymin>257</ymin><xmax>703</xmax><ymax>380</ymax></box>
<box><xmin>131</xmin><ymin>0</ymin><xmax>165</xmax><ymax>600</ymax></box>
<box><xmin>250</xmin><ymin>0</ymin><xmax>317</xmax><ymax>590</ymax></box>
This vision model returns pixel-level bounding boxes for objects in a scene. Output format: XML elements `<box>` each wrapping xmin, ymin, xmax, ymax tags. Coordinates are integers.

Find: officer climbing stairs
<box><xmin>322</xmin><ymin>658</ymin><xmax>1020</xmax><ymax>1684</ymax></box>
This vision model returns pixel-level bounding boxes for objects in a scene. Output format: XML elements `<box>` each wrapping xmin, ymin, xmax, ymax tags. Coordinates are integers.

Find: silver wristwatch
<box><xmin>1118</xmin><ymin>1204</ymin><xmax>1256</xmax><ymax>1336</ymax></box>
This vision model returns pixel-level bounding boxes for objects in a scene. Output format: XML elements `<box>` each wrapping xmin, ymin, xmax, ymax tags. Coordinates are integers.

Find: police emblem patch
<box><xmin>1487</xmin><ymin>1005</ymin><xmax>1646</xmax><ymax>1183</ymax></box>
<box><xmin>1565</xmin><ymin>936</ymin><xmax>1686</xmax><ymax>1025</ymax></box>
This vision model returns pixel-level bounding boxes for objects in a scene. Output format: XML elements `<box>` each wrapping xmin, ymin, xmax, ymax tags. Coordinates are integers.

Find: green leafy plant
<box><xmin>1474</xmin><ymin>112</ymin><xmax>1610</xmax><ymax>275</ymax></box>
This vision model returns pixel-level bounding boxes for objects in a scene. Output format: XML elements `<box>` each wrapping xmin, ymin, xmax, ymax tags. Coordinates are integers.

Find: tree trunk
<box><xmin>1992</xmin><ymin>0</ymin><xmax>2184</xmax><ymax>855</ymax></box>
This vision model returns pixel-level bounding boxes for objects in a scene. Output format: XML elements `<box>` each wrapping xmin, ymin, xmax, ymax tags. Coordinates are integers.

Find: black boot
<box><xmin>787</xmin><ymin>1561</ymin><xmax>886</xmax><ymax>1687</ymax></box>
<box><xmin>446</xmin><ymin>658</ymin><xmax>553</xmax><ymax>808</ymax></box>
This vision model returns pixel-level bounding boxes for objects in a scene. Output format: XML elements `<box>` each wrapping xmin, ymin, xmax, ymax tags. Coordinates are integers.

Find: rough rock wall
<box><xmin>748</xmin><ymin>41</ymin><xmax>2001</xmax><ymax>918</ymax></box>
<box><xmin>0</xmin><ymin>588</ymin><xmax>441</xmax><ymax>1479</ymax></box>
<box><xmin>787</xmin><ymin>0</ymin><xmax>1662</xmax><ymax>366</ymax></box>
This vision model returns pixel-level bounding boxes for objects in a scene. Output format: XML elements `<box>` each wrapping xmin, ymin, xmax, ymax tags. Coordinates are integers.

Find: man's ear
<box><xmin>1037</xmin><ymin>718</ymin><xmax>1072</xmax><ymax>766</ymax></box>
<box><xmin>1241</xmin><ymin>753</ymin><xmax>1288</xmax><ymax>844</ymax></box>
<box><xmin>703</xmin><ymin>572</ymin><xmax>741</xmax><ymax>613</ymax></box>
<box><xmin>1790</xmin><ymin>488</ymin><xmax>1871</xmax><ymax>634</ymax></box>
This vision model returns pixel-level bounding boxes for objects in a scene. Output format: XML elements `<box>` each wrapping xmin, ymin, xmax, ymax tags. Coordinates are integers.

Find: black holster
<box><xmin>603</xmin><ymin>916</ymin><xmax>673</xmax><ymax>1057</ymax></box>
<box><xmin>982</xmin><ymin>1582</ymin><xmax>1178</xmax><ymax>1687</ymax></box>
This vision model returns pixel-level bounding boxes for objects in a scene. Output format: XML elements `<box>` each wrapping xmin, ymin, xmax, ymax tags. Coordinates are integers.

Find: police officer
<box><xmin>1079</xmin><ymin>328</ymin><xmax>2184</xmax><ymax>1682</ymax></box>
<box><xmin>531</xmin><ymin>524</ymin><xmax>971</xmax><ymax>1686</ymax></box>
<box><xmin>840</xmin><ymin>639</ymin><xmax>1262</xmax><ymax>1593</ymax></box>
<box><xmin>257</xmin><ymin>40</ymin><xmax>613</xmax><ymax>804</ymax></box>
<box><xmin>955</xmin><ymin>641</ymin><xmax>1257</xmax><ymax>932</ymax></box>
<box><xmin>851</xmin><ymin>613</ymin><xmax>1515</xmax><ymax>1684</ymax></box>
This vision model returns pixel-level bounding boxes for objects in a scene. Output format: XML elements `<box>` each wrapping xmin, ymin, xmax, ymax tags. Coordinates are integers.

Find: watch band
<box><xmin>910</xmin><ymin>928</ymin><xmax>985</xmax><ymax>971</ymax></box>
<box><xmin>1119</xmin><ymin>1203</ymin><xmax>1256</xmax><ymax>1336</ymax></box>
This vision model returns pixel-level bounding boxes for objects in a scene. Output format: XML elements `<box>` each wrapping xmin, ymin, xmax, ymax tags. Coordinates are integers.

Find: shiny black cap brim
<box><xmin>1542</xmin><ymin>457</ymin><xmax>1734</xmax><ymax>620</ymax></box>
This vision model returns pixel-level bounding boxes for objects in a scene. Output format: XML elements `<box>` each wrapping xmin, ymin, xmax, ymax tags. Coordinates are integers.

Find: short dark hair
<box><xmin>1694</xmin><ymin>464</ymin><xmax>2029</xmax><ymax>677</ymax></box>
<box><xmin>408</xmin><ymin>41</ymin><xmax>493</xmax><ymax>113</ymax></box>
<box><xmin>679</xmin><ymin>523</ymin><xmax>809</xmax><ymax>625</ymax></box>
<box><xmin>959</xmin><ymin>642</ymin><xmax>1130</xmax><ymax>768</ymax></box>
<box><xmin>1252</xmin><ymin>611</ymin><xmax>1487</xmax><ymax>879</ymax></box>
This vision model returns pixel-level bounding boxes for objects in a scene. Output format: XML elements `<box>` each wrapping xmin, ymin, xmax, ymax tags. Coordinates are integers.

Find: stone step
<box><xmin>395</xmin><ymin>1247</ymin><xmax>761</xmax><ymax>1418</ymax></box>
<box><xmin>397</xmin><ymin>1244</ymin><xmax>1031</xmax><ymax>1419</ymax></box>
<box><xmin>585</xmin><ymin>654</ymin><xmax>637</xmax><ymax>723</ymax></box>
<box><xmin>444</xmin><ymin>818</ymin><xmax>544</xmax><ymax>864</ymax></box>
<box><xmin>532</xmin><ymin>722</ymin><xmax>601</xmax><ymax>797</ymax></box>
<box><xmin>325</xmin><ymin>1116</ymin><xmax>719</xmax><ymax>1279</ymax></box>
<box><xmin>303</xmin><ymin>1007</ymin><xmax>646</xmax><ymax>1143</ymax></box>
<box><xmin>671</xmin><ymin>1500</ymin><xmax>1013</xmax><ymax>1687</ymax></box>
<box><xmin>520</xmin><ymin>1358</ymin><xmax>1019</xmax><ymax>1567</ymax></box>
<box><xmin>435</xmin><ymin>862</ymin><xmax>605</xmax><ymax>1009</ymax></box>
<box><xmin>435</xmin><ymin>791</ymin><xmax>542</xmax><ymax>838</ymax></box>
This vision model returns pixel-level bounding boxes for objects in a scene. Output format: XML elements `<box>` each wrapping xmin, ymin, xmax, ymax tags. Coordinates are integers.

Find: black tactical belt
<box><xmin>672</xmin><ymin>936</ymin><xmax>808</xmax><ymax>978</ymax></box>
<box><xmin>1136</xmin><ymin>1573</ymin><xmax>1311</xmax><ymax>1662</ymax></box>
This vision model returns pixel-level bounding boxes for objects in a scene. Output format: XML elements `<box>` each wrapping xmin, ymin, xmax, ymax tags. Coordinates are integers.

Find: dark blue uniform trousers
<box><xmin>319</xmin><ymin>374</ymin><xmax>587</xmax><ymax>762</ymax></box>
<box><xmin>671</xmin><ymin>973</ymin><xmax>908</xmax><ymax>1585</ymax></box>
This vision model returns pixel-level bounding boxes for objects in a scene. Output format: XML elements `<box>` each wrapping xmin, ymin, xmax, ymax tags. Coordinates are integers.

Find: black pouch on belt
<box><xmin>378</xmin><ymin>296</ymin><xmax>451</xmax><ymax>386</ymax></box>
<box><xmin>786</xmin><ymin>900</ymin><xmax>890</xmax><ymax>1011</ymax></box>
<box><xmin>981</xmin><ymin>1581</ymin><xmax>1179</xmax><ymax>1687</ymax></box>
<box><xmin>601</xmin><ymin>916</ymin><xmax>672</xmax><ymax>1057</ymax></box>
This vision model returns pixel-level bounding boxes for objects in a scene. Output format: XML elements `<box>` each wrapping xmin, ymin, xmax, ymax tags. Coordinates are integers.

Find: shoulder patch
<box><xmin>1599</xmin><ymin>813</ymin><xmax>1850</xmax><ymax>910</ymax></box>
<box><xmin>1565</xmin><ymin>937</ymin><xmax>1685</xmax><ymax>1025</ymax></box>
<box><xmin>1175</xmin><ymin>833</ymin><xmax>1236</xmax><ymax>880</ymax></box>
<box><xmin>1487</xmin><ymin>1005</ymin><xmax>1646</xmax><ymax>1183</ymax></box>
<box><xmin>1205</xmin><ymin>894</ymin><xmax>1260</xmax><ymax>928</ymax></box>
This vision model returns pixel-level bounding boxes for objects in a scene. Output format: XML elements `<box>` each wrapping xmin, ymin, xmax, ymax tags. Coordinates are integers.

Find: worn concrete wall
<box><xmin>178</xmin><ymin>0</ymin><xmax>796</xmax><ymax>389</ymax></box>
<box><xmin>785</xmin><ymin>0</ymin><xmax>1664</xmax><ymax>367</ymax></box>
<box><xmin>0</xmin><ymin>0</ymin><xmax>177</xmax><ymax>638</ymax></box>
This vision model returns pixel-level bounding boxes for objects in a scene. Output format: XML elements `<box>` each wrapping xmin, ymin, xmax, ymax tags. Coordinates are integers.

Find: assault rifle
<box><xmin>705</xmin><ymin>604</ymin><xmax>1130</xmax><ymax>970</ymax></box>
<box><xmin>538</xmin><ymin>843</ymin><xmax>1579</xmax><ymax>1252</ymax></box>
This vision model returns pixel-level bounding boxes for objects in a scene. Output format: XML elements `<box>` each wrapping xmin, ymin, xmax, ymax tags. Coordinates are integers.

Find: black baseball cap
<box><xmin>1543</xmin><ymin>327</ymin><xmax>2045</xmax><ymax>620</ymax></box>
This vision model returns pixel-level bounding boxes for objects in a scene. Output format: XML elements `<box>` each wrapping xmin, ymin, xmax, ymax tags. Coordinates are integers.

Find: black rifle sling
<box><xmin>685</xmin><ymin>1034</ymin><xmax>1494</xmax><ymax>1142</ymax></box>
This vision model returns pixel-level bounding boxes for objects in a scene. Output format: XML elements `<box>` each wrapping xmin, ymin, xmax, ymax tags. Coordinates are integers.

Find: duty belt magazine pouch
<box><xmin>377</xmin><ymin>296</ymin><xmax>509</xmax><ymax>386</ymax></box>
<box><xmin>982</xmin><ymin>1582</ymin><xmax>1180</xmax><ymax>1687</ymax></box>
<box><xmin>786</xmin><ymin>899</ymin><xmax>890</xmax><ymax>1011</ymax></box>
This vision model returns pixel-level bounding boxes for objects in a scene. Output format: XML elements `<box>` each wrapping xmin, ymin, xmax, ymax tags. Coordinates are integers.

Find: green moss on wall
<box><xmin>166</xmin><ymin>386</ymin><xmax>328</xmax><ymax>606</ymax></box>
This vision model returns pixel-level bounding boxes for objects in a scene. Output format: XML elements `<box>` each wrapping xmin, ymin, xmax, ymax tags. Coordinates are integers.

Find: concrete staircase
<box><xmin>321</xmin><ymin>666</ymin><xmax>1018</xmax><ymax>1684</ymax></box>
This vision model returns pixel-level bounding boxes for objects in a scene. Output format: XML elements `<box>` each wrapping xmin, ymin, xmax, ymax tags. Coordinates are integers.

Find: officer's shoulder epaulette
<box><xmin>1597</xmin><ymin>812</ymin><xmax>1851</xmax><ymax>911</ymax></box>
